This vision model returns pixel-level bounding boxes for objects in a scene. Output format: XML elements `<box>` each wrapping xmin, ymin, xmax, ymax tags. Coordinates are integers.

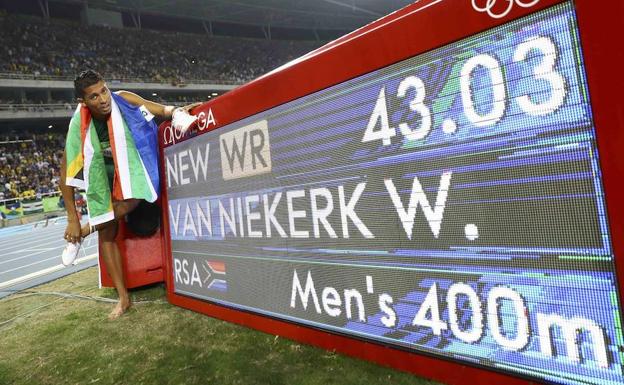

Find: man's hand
<box><xmin>64</xmin><ymin>219</ymin><xmax>81</xmax><ymax>244</ymax></box>
<box><xmin>181</xmin><ymin>102</ymin><xmax>202</xmax><ymax>114</ymax></box>
<box><xmin>60</xmin><ymin>149</ymin><xmax>81</xmax><ymax>243</ymax></box>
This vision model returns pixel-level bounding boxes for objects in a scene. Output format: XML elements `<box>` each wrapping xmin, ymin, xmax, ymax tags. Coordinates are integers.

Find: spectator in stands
<box><xmin>61</xmin><ymin>70</ymin><xmax>199</xmax><ymax>319</ymax></box>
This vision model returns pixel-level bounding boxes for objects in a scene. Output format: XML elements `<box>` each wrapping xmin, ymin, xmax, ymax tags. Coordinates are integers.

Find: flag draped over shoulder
<box><xmin>64</xmin><ymin>92</ymin><xmax>160</xmax><ymax>226</ymax></box>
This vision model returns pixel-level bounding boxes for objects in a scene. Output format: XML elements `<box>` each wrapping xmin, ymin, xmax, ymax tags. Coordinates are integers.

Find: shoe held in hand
<box><xmin>61</xmin><ymin>241</ymin><xmax>81</xmax><ymax>266</ymax></box>
<box><xmin>172</xmin><ymin>107</ymin><xmax>198</xmax><ymax>135</ymax></box>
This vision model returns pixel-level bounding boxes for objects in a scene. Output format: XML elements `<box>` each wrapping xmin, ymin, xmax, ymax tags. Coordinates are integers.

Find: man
<box><xmin>60</xmin><ymin>70</ymin><xmax>199</xmax><ymax>319</ymax></box>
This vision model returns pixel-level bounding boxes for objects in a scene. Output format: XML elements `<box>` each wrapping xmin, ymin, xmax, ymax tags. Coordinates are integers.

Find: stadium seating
<box><xmin>0</xmin><ymin>133</ymin><xmax>63</xmax><ymax>201</ymax></box>
<box><xmin>0</xmin><ymin>14</ymin><xmax>321</xmax><ymax>84</ymax></box>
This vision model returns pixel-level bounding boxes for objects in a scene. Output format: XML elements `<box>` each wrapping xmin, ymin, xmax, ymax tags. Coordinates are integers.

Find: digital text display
<box><xmin>164</xmin><ymin>3</ymin><xmax>624</xmax><ymax>384</ymax></box>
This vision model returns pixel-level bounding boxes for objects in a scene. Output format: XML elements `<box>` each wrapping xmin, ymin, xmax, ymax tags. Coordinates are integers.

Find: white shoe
<box><xmin>61</xmin><ymin>242</ymin><xmax>81</xmax><ymax>266</ymax></box>
<box><xmin>172</xmin><ymin>107</ymin><xmax>197</xmax><ymax>135</ymax></box>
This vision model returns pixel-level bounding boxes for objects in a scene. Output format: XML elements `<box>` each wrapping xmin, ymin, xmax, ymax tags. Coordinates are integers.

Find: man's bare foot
<box><xmin>108</xmin><ymin>301</ymin><xmax>131</xmax><ymax>320</ymax></box>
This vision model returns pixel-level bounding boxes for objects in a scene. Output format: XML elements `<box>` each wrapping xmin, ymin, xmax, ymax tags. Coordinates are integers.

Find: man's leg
<box><xmin>80</xmin><ymin>199</ymin><xmax>140</xmax><ymax>237</ymax></box>
<box><xmin>80</xmin><ymin>199</ymin><xmax>140</xmax><ymax>319</ymax></box>
<box><xmin>98</xmin><ymin>220</ymin><xmax>131</xmax><ymax>319</ymax></box>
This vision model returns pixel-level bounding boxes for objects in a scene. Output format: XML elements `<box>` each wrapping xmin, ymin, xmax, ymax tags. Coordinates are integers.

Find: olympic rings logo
<box><xmin>472</xmin><ymin>0</ymin><xmax>540</xmax><ymax>19</ymax></box>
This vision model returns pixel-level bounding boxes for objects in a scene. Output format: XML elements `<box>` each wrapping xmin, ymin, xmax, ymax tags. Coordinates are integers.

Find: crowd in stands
<box><xmin>0</xmin><ymin>133</ymin><xmax>64</xmax><ymax>201</ymax></box>
<box><xmin>0</xmin><ymin>14</ymin><xmax>321</xmax><ymax>84</ymax></box>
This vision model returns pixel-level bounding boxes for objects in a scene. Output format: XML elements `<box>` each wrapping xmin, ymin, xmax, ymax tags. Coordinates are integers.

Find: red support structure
<box><xmin>98</xmin><ymin>207</ymin><xmax>164</xmax><ymax>289</ymax></box>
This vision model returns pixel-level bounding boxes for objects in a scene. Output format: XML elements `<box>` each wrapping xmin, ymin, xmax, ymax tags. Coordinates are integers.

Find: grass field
<box><xmin>0</xmin><ymin>268</ymin><xmax>442</xmax><ymax>385</ymax></box>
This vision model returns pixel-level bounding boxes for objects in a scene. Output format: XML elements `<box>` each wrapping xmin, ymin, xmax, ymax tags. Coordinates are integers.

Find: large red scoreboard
<box><xmin>158</xmin><ymin>1</ymin><xmax>624</xmax><ymax>384</ymax></box>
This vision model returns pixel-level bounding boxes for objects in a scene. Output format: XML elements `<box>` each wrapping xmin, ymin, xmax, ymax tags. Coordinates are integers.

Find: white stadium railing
<box><xmin>0</xmin><ymin>72</ymin><xmax>243</xmax><ymax>85</ymax></box>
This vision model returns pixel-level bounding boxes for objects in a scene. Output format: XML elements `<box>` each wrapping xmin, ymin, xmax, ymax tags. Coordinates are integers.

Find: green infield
<box><xmin>0</xmin><ymin>268</ymin><xmax>441</xmax><ymax>385</ymax></box>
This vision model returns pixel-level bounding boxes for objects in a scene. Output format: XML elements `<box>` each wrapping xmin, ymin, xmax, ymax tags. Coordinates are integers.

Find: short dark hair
<box><xmin>74</xmin><ymin>70</ymin><xmax>103</xmax><ymax>98</ymax></box>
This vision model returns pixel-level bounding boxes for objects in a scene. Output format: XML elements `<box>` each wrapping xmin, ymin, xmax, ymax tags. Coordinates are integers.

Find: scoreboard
<box><xmin>160</xmin><ymin>1</ymin><xmax>624</xmax><ymax>384</ymax></box>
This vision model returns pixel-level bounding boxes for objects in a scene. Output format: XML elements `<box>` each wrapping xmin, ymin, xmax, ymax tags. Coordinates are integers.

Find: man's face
<box><xmin>79</xmin><ymin>80</ymin><xmax>111</xmax><ymax>116</ymax></box>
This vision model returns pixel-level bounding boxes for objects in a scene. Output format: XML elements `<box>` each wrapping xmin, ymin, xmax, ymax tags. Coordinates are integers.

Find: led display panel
<box><xmin>164</xmin><ymin>3</ymin><xmax>624</xmax><ymax>384</ymax></box>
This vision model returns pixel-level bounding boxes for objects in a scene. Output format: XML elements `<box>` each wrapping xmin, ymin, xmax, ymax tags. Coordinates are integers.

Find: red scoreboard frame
<box><xmin>158</xmin><ymin>1</ymin><xmax>624</xmax><ymax>384</ymax></box>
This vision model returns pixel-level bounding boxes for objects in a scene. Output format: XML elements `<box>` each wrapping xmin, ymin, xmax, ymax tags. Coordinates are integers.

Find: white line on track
<box><xmin>0</xmin><ymin>253</ymin><xmax>98</xmax><ymax>290</ymax></box>
<box><xmin>0</xmin><ymin>225</ymin><xmax>60</xmax><ymax>244</ymax></box>
<box><xmin>0</xmin><ymin>232</ymin><xmax>66</xmax><ymax>252</ymax></box>
<box><xmin>0</xmin><ymin>236</ymin><xmax>95</xmax><ymax>264</ymax></box>
<box><xmin>9</xmin><ymin>247</ymin><xmax>58</xmax><ymax>254</ymax></box>
<box><xmin>0</xmin><ymin>237</ymin><xmax>91</xmax><ymax>263</ymax></box>
<box><xmin>0</xmin><ymin>245</ymin><xmax>69</xmax><ymax>265</ymax></box>
<box><xmin>0</xmin><ymin>245</ymin><xmax>98</xmax><ymax>275</ymax></box>
<box><xmin>4</xmin><ymin>247</ymin><xmax>57</xmax><ymax>255</ymax></box>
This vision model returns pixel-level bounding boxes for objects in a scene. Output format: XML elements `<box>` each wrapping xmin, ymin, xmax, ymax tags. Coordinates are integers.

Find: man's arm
<box><xmin>116</xmin><ymin>90</ymin><xmax>202</xmax><ymax>119</ymax></box>
<box><xmin>60</xmin><ymin>149</ymin><xmax>81</xmax><ymax>242</ymax></box>
<box><xmin>116</xmin><ymin>90</ymin><xmax>174</xmax><ymax>119</ymax></box>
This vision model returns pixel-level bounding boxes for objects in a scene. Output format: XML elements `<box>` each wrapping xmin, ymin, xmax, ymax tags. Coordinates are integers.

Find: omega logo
<box><xmin>162</xmin><ymin>124</ymin><xmax>183</xmax><ymax>145</ymax></box>
<box><xmin>162</xmin><ymin>108</ymin><xmax>217</xmax><ymax>145</ymax></box>
<box><xmin>196</xmin><ymin>108</ymin><xmax>216</xmax><ymax>131</ymax></box>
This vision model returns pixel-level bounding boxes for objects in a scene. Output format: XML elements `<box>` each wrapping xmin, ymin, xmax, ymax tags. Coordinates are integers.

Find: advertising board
<box><xmin>161</xmin><ymin>1</ymin><xmax>624</xmax><ymax>384</ymax></box>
